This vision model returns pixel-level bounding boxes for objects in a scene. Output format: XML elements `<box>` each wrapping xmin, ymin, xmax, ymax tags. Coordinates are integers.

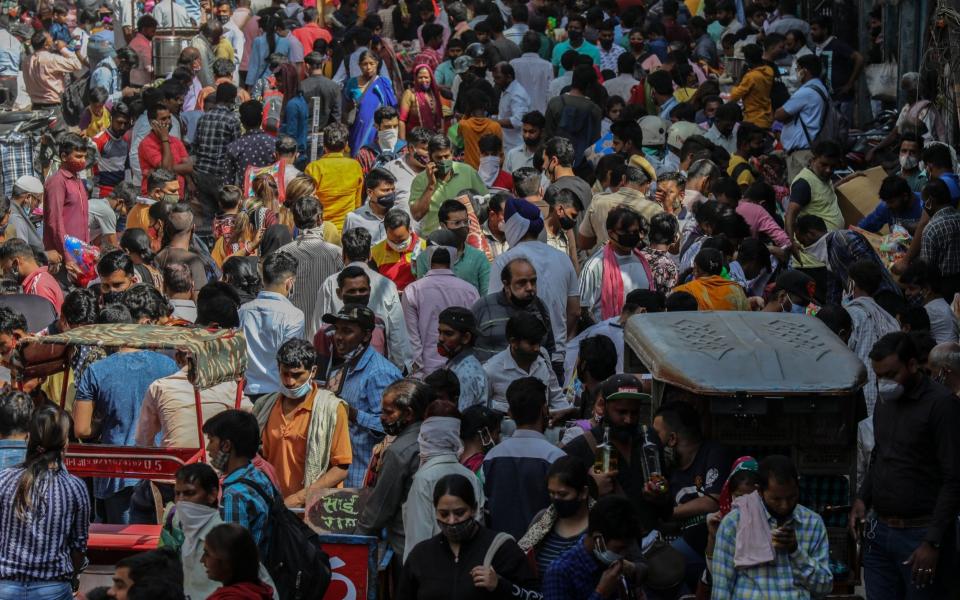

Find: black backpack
<box><xmin>61</xmin><ymin>73</ymin><xmax>91</xmax><ymax>127</ymax></box>
<box><xmin>240</xmin><ymin>478</ymin><xmax>332</xmax><ymax>600</ymax></box>
<box><xmin>768</xmin><ymin>63</ymin><xmax>790</xmax><ymax>110</ymax></box>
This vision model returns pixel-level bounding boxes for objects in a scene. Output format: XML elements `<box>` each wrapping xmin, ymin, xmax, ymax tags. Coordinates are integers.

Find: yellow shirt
<box><xmin>304</xmin><ymin>152</ymin><xmax>364</xmax><ymax>231</ymax></box>
<box><xmin>84</xmin><ymin>107</ymin><xmax>111</xmax><ymax>138</ymax></box>
<box><xmin>728</xmin><ymin>65</ymin><xmax>774</xmax><ymax>129</ymax></box>
<box><xmin>674</xmin><ymin>87</ymin><xmax>697</xmax><ymax>103</ymax></box>
<box><xmin>727</xmin><ymin>154</ymin><xmax>757</xmax><ymax>187</ymax></box>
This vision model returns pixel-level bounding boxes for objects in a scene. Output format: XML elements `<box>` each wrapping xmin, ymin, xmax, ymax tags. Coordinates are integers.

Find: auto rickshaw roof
<box><xmin>18</xmin><ymin>324</ymin><xmax>247</xmax><ymax>389</ymax></box>
<box><xmin>624</xmin><ymin>311</ymin><xmax>867</xmax><ymax>396</ymax></box>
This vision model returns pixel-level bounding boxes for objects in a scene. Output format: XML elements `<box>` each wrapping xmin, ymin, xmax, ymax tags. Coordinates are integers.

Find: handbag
<box><xmin>865</xmin><ymin>61</ymin><xmax>897</xmax><ymax>102</ymax></box>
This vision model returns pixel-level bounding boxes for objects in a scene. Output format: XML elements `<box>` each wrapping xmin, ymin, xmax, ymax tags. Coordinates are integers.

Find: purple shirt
<box><xmin>401</xmin><ymin>268</ymin><xmax>480</xmax><ymax>376</ymax></box>
<box><xmin>43</xmin><ymin>168</ymin><xmax>89</xmax><ymax>258</ymax></box>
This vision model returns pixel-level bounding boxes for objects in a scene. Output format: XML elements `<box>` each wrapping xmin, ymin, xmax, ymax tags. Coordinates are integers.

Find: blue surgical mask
<box><xmin>281</xmin><ymin>374</ymin><xmax>314</xmax><ymax>399</ymax></box>
<box><xmin>592</xmin><ymin>536</ymin><xmax>623</xmax><ymax>566</ymax></box>
<box><xmin>790</xmin><ymin>302</ymin><xmax>806</xmax><ymax>314</ymax></box>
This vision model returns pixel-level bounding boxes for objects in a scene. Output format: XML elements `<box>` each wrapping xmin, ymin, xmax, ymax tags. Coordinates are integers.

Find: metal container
<box><xmin>723</xmin><ymin>57</ymin><xmax>745</xmax><ymax>83</ymax></box>
<box><xmin>152</xmin><ymin>31</ymin><xmax>194</xmax><ymax>79</ymax></box>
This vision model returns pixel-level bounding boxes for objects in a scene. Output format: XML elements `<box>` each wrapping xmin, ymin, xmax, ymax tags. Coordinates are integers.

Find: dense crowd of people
<box><xmin>0</xmin><ymin>0</ymin><xmax>954</xmax><ymax>598</ymax></box>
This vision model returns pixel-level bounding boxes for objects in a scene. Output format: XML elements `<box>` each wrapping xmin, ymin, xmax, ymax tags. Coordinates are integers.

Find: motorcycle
<box><xmin>842</xmin><ymin>108</ymin><xmax>900</xmax><ymax>173</ymax></box>
<box><xmin>0</xmin><ymin>107</ymin><xmax>60</xmax><ymax>198</ymax></box>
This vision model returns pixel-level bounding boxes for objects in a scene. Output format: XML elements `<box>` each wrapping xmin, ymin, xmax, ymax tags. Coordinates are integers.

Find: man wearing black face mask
<box><xmin>541</xmin><ymin>187</ymin><xmax>583</xmax><ymax>270</ymax></box>
<box><xmin>344</xmin><ymin>168</ymin><xmax>398</xmax><ymax>245</ymax></box>
<box><xmin>727</xmin><ymin>123</ymin><xmax>766</xmax><ymax>189</ymax></box>
<box><xmin>550</xmin><ymin>14</ymin><xmax>600</xmax><ymax>76</ymax></box>
<box><xmin>852</xmin><ymin>332</ymin><xmax>960</xmax><ymax>599</ymax></box>
<box><xmin>651</xmin><ymin>400</ymin><xmax>729</xmax><ymax>592</ymax></box>
<box><xmin>579</xmin><ymin>206</ymin><xmax>656</xmax><ymax>322</ymax></box>
<box><xmin>314</xmin><ymin>266</ymin><xmax>391</xmax><ymax>369</ymax></box>
<box><xmin>415</xmin><ymin>201</ymin><xmax>490</xmax><ymax>295</ymax></box>
<box><xmin>471</xmin><ymin>256</ymin><xmax>557</xmax><ymax>362</ymax></box>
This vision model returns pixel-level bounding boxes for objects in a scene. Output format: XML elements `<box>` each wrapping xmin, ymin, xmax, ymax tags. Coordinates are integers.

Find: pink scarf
<box><xmin>600</xmin><ymin>243</ymin><xmax>654</xmax><ymax>320</ymax></box>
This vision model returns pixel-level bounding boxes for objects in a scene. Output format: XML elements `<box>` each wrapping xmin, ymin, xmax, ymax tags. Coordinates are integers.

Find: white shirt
<box><xmin>112</xmin><ymin>0</ymin><xmax>134</xmax><ymax>48</ymax></box>
<box><xmin>223</xmin><ymin>20</ymin><xmax>246</xmax><ymax>81</ymax></box>
<box><xmin>579</xmin><ymin>248</ymin><xmax>651</xmax><ymax>321</ymax></box>
<box><xmin>483</xmin><ymin>347</ymin><xmax>569</xmax><ymax>413</ymax></box>
<box><xmin>314</xmin><ymin>261</ymin><xmax>413</xmax><ymax>372</ymax></box>
<box><xmin>489</xmin><ymin>241</ymin><xmax>579</xmax><ymax>361</ymax></box>
<box><xmin>548</xmin><ymin>72</ymin><xmax>573</xmax><ymax>98</ymax></box>
<box><xmin>703</xmin><ymin>123</ymin><xmax>738</xmax><ymax>156</ymax></box>
<box><xmin>383</xmin><ymin>156</ymin><xmax>422</xmax><ymax>229</ymax></box>
<box><xmin>510</xmin><ymin>52</ymin><xmax>553</xmax><ymax>114</ymax></box>
<box><xmin>925</xmin><ymin>297</ymin><xmax>959</xmax><ymax>344</ymax></box>
<box><xmin>497</xmin><ymin>80</ymin><xmax>531</xmax><ymax>151</ymax></box>
<box><xmin>603</xmin><ymin>74</ymin><xmax>640</xmax><ymax>102</ymax></box>
<box><xmin>152</xmin><ymin>0</ymin><xmax>195</xmax><ymax>28</ymax></box>
<box><xmin>504</xmin><ymin>145</ymin><xmax>535</xmax><ymax>174</ymax></box>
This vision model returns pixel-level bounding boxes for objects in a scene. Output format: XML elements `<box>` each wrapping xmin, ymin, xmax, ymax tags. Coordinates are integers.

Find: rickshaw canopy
<box><xmin>18</xmin><ymin>324</ymin><xmax>247</xmax><ymax>390</ymax></box>
<box><xmin>624</xmin><ymin>311</ymin><xmax>867</xmax><ymax>396</ymax></box>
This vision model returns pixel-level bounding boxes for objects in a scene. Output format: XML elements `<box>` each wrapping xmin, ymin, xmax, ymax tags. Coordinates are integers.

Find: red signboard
<box><xmin>320</xmin><ymin>535</ymin><xmax>379</xmax><ymax>600</ymax></box>
<box><xmin>65</xmin><ymin>444</ymin><xmax>204</xmax><ymax>479</ymax></box>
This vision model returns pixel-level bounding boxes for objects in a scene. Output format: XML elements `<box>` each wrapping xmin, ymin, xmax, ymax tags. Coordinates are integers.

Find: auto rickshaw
<box><xmin>622</xmin><ymin>311</ymin><xmax>867</xmax><ymax>597</ymax></box>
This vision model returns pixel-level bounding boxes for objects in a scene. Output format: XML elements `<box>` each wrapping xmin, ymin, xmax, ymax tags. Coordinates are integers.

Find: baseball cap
<box><xmin>13</xmin><ymin>175</ymin><xmax>42</xmax><ymax>196</ymax></box>
<box><xmin>321</xmin><ymin>303</ymin><xmax>375</xmax><ymax>331</ymax></box>
<box><xmin>600</xmin><ymin>373</ymin><xmax>650</xmax><ymax>402</ymax></box>
<box><xmin>439</xmin><ymin>306</ymin><xmax>476</xmax><ymax>333</ymax></box>
<box><xmin>638</xmin><ymin>115</ymin><xmax>668</xmax><ymax>146</ymax></box>
<box><xmin>774</xmin><ymin>270</ymin><xmax>816</xmax><ymax>304</ymax></box>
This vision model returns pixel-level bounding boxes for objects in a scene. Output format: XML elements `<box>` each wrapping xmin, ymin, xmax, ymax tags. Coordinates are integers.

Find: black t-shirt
<box><xmin>822</xmin><ymin>38</ymin><xmax>856</xmax><ymax>100</ymax></box>
<box><xmin>666</xmin><ymin>440</ymin><xmax>730</xmax><ymax>554</ymax></box>
<box><xmin>565</xmin><ymin>425</ymin><xmax>671</xmax><ymax>533</ymax></box>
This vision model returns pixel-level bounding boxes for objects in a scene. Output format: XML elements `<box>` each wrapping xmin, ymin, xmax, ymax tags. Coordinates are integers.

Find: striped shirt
<box><xmin>0</xmin><ymin>466</ymin><xmax>90</xmax><ymax>581</ymax></box>
<box><xmin>221</xmin><ymin>463</ymin><xmax>276</xmax><ymax>559</ymax></box>
<box><xmin>710</xmin><ymin>502</ymin><xmax>833</xmax><ymax>599</ymax></box>
<box><xmin>278</xmin><ymin>228</ymin><xmax>344</xmax><ymax>340</ymax></box>
<box><xmin>535</xmin><ymin>529</ymin><xmax>581</xmax><ymax>578</ymax></box>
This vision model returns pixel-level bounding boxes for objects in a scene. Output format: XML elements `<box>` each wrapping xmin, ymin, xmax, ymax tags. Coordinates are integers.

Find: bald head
<box><xmin>928</xmin><ymin>342</ymin><xmax>960</xmax><ymax>371</ymax></box>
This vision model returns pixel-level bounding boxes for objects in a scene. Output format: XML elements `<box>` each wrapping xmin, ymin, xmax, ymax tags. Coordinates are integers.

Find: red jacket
<box><xmin>207</xmin><ymin>582</ymin><xmax>275</xmax><ymax>600</ymax></box>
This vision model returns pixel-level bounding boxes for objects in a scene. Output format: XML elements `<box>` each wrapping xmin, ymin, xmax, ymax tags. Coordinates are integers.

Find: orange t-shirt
<box><xmin>458</xmin><ymin>117</ymin><xmax>502</xmax><ymax>170</ymax></box>
<box><xmin>261</xmin><ymin>385</ymin><xmax>352</xmax><ymax>498</ymax></box>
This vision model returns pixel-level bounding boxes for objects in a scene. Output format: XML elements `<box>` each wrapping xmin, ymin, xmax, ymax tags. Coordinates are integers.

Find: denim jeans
<box><xmin>100</xmin><ymin>486</ymin><xmax>134</xmax><ymax>524</ymax></box>
<box><xmin>0</xmin><ymin>581</ymin><xmax>73</xmax><ymax>600</ymax></box>
<box><xmin>863</xmin><ymin>519</ymin><xmax>950</xmax><ymax>600</ymax></box>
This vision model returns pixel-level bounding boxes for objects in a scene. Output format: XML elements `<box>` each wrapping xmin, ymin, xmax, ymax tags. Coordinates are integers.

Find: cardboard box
<box><xmin>836</xmin><ymin>166</ymin><xmax>887</xmax><ymax>227</ymax></box>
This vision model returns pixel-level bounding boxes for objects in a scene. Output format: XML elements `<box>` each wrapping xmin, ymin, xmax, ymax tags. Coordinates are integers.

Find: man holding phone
<box><xmin>711</xmin><ymin>455</ymin><xmax>833</xmax><ymax>599</ymax></box>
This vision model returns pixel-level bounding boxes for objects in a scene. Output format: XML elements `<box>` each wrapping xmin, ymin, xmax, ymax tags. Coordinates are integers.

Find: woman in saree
<box><xmin>344</xmin><ymin>50</ymin><xmax>398</xmax><ymax>156</ymax></box>
<box><xmin>399</xmin><ymin>64</ymin><xmax>445</xmax><ymax>139</ymax></box>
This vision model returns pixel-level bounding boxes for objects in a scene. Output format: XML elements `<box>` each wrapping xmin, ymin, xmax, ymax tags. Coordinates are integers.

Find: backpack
<box><xmin>730</xmin><ymin>160</ymin><xmax>761</xmax><ymax>183</ymax></box>
<box><xmin>262</xmin><ymin>76</ymin><xmax>284</xmax><ymax>134</ymax></box>
<box><xmin>800</xmin><ymin>82</ymin><xmax>847</xmax><ymax>149</ymax></box>
<box><xmin>555</xmin><ymin>97</ymin><xmax>596</xmax><ymax>168</ymax></box>
<box><xmin>240</xmin><ymin>478</ymin><xmax>332</xmax><ymax>600</ymax></box>
<box><xmin>767</xmin><ymin>63</ymin><xmax>789</xmax><ymax>110</ymax></box>
<box><xmin>61</xmin><ymin>73</ymin><xmax>92</xmax><ymax>127</ymax></box>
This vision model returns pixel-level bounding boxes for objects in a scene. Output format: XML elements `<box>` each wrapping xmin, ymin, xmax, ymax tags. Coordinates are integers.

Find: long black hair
<box><xmin>14</xmin><ymin>407</ymin><xmax>71</xmax><ymax>519</ymax></box>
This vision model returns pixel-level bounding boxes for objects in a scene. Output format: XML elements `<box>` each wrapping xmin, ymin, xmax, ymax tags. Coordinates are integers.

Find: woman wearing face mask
<box><xmin>397</xmin><ymin>473</ymin><xmax>541</xmax><ymax>599</ymax></box>
<box><xmin>459</xmin><ymin>404</ymin><xmax>502</xmax><ymax>475</ymax></box>
<box><xmin>399</xmin><ymin>64</ymin><xmax>445</xmax><ymax>139</ymax></box>
<box><xmin>345</xmin><ymin>50</ymin><xmax>399</xmax><ymax>158</ymax></box>
<box><xmin>518</xmin><ymin>456</ymin><xmax>595</xmax><ymax>579</ymax></box>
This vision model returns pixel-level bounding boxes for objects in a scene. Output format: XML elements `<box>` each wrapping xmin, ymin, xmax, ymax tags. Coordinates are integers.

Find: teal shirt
<box><xmin>416</xmin><ymin>244</ymin><xmax>490</xmax><ymax>295</ymax></box>
<box><xmin>435</xmin><ymin>60</ymin><xmax>456</xmax><ymax>88</ymax></box>
<box><xmin>410</xmin><ymin>161</ymin><xmax>488</xmax><ymax>235</ymax></box>
<box><xmin>551</xmin><ymin>40</ymin><xmax>601</xmax><ymax>74</ymax></box>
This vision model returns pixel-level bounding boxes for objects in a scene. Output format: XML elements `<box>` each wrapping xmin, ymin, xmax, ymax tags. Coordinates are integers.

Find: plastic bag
<box><xmin>865</xmin><ymin>61</ymin><xmax>898</xmax><ymax>101</ymax></box>
<box><xmin>64</xmin><ymin>236</ymin><xmax>100</xmax><ymax>288</ymax></box>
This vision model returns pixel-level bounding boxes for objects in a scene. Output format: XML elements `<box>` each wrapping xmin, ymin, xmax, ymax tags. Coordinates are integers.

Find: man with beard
<box><xmin>471</xmin><ymin>256</ymin><xmax>557</xmax><ymax>362</ymax></box>
<box><xmin>564</xmin><ymin>374</ymin><xmax>672</xmax><ymax>533</ymax></box>
<box><xmin>649</xmin><ymin>401</ymin><xmax>730</xmax><ymax>592</ymax></box>
<box><xmin>0</xmin><ymin>239</ymin><xmax>63</xmax><ymax>315</ymax></box>
<box><xmin>415</xmin><ymin>200</ymin><xmax>489</xmax><ymax>294</ymax></box>
<box><xmin>504</xmin><ymin>111</ymin><xmax>544</xmax><ymax>173</ymax></box>
<box><xmin>713</xmin><ymin>456</ymin><xmax>832</xmax><ymax>598</ymax></box>
<box><xmin>597</xmin><ymin>19</ymin><xmax>625</xmax><ymax>73</ymax></box>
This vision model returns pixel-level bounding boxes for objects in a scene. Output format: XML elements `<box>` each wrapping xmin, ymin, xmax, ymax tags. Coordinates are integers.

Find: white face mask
<box><xmin>378</xmin><ymin>128</ymin><xmax>399</xmax><ymax>151</ymax></box>
<box><xmin>387</xmin><ymin>237</ymin><xmax>411</xmax><ymax>252</ymax></box>
<box><xmin>478</xmin><ymin>155</ymin><xmax>500</xmax><ymax>187</ymax></box>
<box><xmin>900</xmin><ymin>154</ymin><xmax>920</xmax><ymax>171</ymax></box>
